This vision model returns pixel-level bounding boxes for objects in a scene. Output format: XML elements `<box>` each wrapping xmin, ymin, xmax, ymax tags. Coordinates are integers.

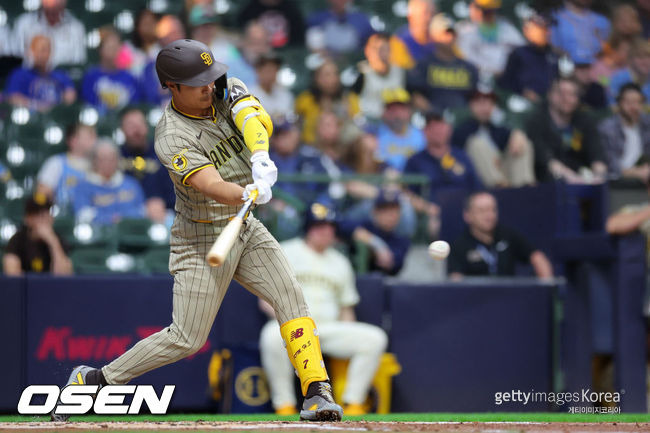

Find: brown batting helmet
<box><xmin>155</xmin><ymin>39</ymin><xmax>228</xmax><ymax>89</ymax></box>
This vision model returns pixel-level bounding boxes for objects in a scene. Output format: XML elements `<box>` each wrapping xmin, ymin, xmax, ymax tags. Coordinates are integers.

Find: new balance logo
<box><xmin>290</xmin><ymin>328</ymin><xmax>304</xmax><ymax>341</ymax></box>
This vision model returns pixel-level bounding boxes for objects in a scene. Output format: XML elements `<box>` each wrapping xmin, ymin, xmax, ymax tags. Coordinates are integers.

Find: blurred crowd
<box><xmin>2</xmin><ymin>0</ymin><xmax>650</xmax><ymax>278</ymax></box>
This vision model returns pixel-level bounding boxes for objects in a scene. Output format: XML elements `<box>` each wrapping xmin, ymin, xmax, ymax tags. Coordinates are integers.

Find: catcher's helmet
<box><xmin>155</xmin><ymin>39</ymin><xmax>228</xmax><ymax>89</ymax></box>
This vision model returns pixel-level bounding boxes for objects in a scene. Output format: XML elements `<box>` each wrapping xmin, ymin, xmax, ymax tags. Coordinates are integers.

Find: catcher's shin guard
<box><xmin>280</xmin><ymin>316</ymin><xmax>329</xmax><ymax>396</ymax></box>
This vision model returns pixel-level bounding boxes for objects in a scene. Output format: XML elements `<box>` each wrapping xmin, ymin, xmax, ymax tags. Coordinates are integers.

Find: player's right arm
<box><xmin>185</xmin><ymin>165</ymin><xmax>245</xmax><ymax>206</ymax></box>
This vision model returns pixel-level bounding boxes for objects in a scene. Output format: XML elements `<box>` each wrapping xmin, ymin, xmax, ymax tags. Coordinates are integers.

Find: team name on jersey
<box><xmin>207</xmin><ymin>134</ymin><xmax>245</xmax><ymax>169</ymax></box>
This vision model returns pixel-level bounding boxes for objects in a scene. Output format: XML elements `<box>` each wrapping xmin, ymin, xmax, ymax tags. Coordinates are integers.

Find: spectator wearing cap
<box><xmin>238</xmin><ymin>0</ymin><xmax>305</xmax><ymax>48</ymax></box>
<box><xmin>573</xmin><ymin>59</ymin><xmax>608</xmax><ymax>110</ymax></box>
<box><xmin>269</xmin><ymin>114</ymin><xmax>328</xmax><ymax>204</ymax></box>
<box><xmin>306</xmin><ymin>0</ymin><xmax>374</xmax><ymax>55</ymax></box>
<box><xmin>36</xmin><ymin>123</ymin><xmax>96</xmax><ymax>213</ymax></box>
<box><xmin>119</xmin><ymin>107</ymin><xmax>175</xmax><ymax>225</ymax></box>
<box><xmin>249</xmin><ymin>52</ymin><xmax>294</xmax><ymax>119</ymax></box>
<box><xmin>188</xmin><ymin>5</ymin><xmax>253</xmax><ymax>87</ymax></box>
<box><xmin>451</xmin><ymin>88</ymin><xmax>535</xmax><ymax>187</ymax></box>
<box><xmin>12</xmin><ymin>0</ymin><xmax>86</xmax><ymax>67</ymax></box>
<box><xmin>608</xmin><ymin>39</ymin><xmax>650</xmax><ymax>105</ymax></box>
<box><xmin>5</xmin><ymin>34</ymin><xmax>76</xmax><ymax>111</ymax></box>
<box><xmin>355</xmin><ymin>33</ymin><xmax>406</xmax><ymax>120</ymax></box>
<box><xmin>407</xmin><ymin>13</ymin><xmax>479</xmax><ymax>112</ymax></box>
<box><xmin>455</xmin><ymin>0</ymin><xmax>525</xmax><ymax>77</ymax></box>
<box><xmin>524</xmin><ymin>76</ymin><xmax>607</xmax><ymax>183</ymax></box>
<box><xmin>72</xmin><ymin>140</ymin><xmax>146</xmax><ymax>225</ymax></box>
<box><xmin>404</xmin><ymin>111</ymin><xmax>483</xmax><ymax>205</ymax></box>
<box><xmin>448</xmin><ymin>191</ymin><xmax>553</xmax><ymax>280</ymax></box>
<box><xmin>375</xmin><ymin>88</ymin><xmax>425</xmax><ymax>172</ymax></box>
<box><xmin>344</xmin><ymin>189</ymin><xmax>411</xmax><ymax>276</ymax></box>
<box><xmin>2</xmin><ymin>194</ymin><xmax>72</xmax><ymax>276</ymax></box>
<box><xmin>550</xmin><ymin>0</ymin><xmax>610</xmax><ymax>65</ymax></box>
<box><xmin>295</xmin><ymin>58</ymin><xmax>360</xmax><ymax>145</ymax></box>
<box><xmin>599</xmin><ymin>83</ymin><xmax>650</xmax><ymax>182</ymax></box>
<box><xmin>81</xmin><ymin>27</ymin><xmax>141</xmax><ymax>113</ymax></box>
<box><xmin>390</xmin><ymin>0</ymin><xmax>436</xmax><ymax>69</ymax></box>
<box><xmin>498</xmin><ymin>12</ymin><xmax>558</xmax><ymax>102</ymax></box>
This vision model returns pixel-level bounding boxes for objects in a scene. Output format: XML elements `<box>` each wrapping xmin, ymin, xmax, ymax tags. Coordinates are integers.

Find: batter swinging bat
<box><xmin>206</xmin><ymin>190</ymin><xmax>259</xmax><ymax>267</ymax></box>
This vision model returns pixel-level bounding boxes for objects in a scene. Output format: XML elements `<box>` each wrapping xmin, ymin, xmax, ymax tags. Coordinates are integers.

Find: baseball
<box><xmin>428</xmin><ymin>240</ymin><xmax>450</xmax><ymax>260</ymax></box>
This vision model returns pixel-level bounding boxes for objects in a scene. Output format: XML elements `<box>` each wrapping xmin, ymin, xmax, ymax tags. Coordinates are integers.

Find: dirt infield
<box><xmin>1</xmin><ymin>421</ymin><xmax>648</xmax><ymax>433</ymax></box>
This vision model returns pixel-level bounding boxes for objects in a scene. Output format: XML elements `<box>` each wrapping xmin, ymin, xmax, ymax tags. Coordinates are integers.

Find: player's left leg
<box><xmin>318</xmin><ymin>321</ymin><xmax>388</xmax><ymax>414</ymax></box>
<box><xmin>233</xmin><ymin>217</ymin><xmax>342</xmax><ymax>421</ymax></box>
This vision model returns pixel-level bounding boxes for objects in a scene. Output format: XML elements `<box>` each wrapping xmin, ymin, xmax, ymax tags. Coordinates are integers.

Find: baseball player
<box><xmin>51</xmin><ymin>39</ymin><xmax>342</xmax><ymax>422</ymax></box>
<box><xmin>259</xmin><ymin>203</ymin><xmax>388</xmax><ymax>416</ymax></box>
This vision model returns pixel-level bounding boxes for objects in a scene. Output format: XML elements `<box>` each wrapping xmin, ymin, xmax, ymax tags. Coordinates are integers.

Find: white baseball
<box><xmin>428</xmin><ymin>240</ymin><xmax>450</xmax><ymax>260</ymax></box>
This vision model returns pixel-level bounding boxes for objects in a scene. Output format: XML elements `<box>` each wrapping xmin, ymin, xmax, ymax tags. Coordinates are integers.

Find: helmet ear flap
<box><xmin>213</xmin><ymin>73</ymin><xmax>228</xmax><ymax>100</ymax></box>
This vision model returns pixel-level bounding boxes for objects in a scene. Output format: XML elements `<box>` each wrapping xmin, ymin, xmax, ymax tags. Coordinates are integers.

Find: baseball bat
<box><xmin>206</xmin><ymin>190</ymin><xmax>258</xmax><ymax>267</ymax></box>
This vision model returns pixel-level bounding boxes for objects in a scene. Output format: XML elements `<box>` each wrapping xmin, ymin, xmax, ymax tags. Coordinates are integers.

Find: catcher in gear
<box><xmin>51</xmin><ymin>39</ymin><xmax>342</xmax><ymax>422</ymax></box>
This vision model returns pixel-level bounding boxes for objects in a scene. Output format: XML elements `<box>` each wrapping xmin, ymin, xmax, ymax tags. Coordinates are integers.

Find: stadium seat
<box><xmin>71</xmin><ymin>247</ymin><xmax>139</xmax><ymax>274</ymax></box>
<box><xmin>141</xmin><ymin>247</ymin><xmax>170</xmax><ymax>274</ymax></box>
<box><xmin>116</xmin><ymin>218</ymin><xmax>168</xmax><ymax>252</ymax></box>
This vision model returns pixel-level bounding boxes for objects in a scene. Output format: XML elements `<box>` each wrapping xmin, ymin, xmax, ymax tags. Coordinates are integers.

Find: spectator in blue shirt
<box><xmin>498</xmin><ymin>12</ymin><xmax>558</xmax><ymax>103</ymax></box>
<box><xmin>404</xmin><ymin>111</ymin><xmax>483</xmax><ymax>204</ymax></box>
<box><xmin>345</xmin><ymin>189</ymin><xmax>411</xmax><ymax>276</ymax></box>
<box><xmin>407</xmin><ymin>13</ymin><xmax>478</xmax><ymax>112</ymax></box>
<box><xmin>119</xmin><ymin>107</ymin><xmax>175</xmax><ymax>225</ymax></box>
<box><xmin>81</xmin><ymin>27</ymin><xmax>140</xmax><ymax>113</ymax></box>
<box><xmin>550</xmin><ymin>0</ymin><xmax>610</xmax><ymax>64</ymax></box>
<box><xmin>73</xmin><ymin>140</ymin><xmax>146</xmax><ymax>225</ymax></box>
<box><xmin>36</xmin><ymin>123</ymin><xmax>96</xmax><ymax>213</ymax></box>
<box><xmin>376</xmin><ymin>88</ymin><xmax>425</xmax><ymax>171</ymax></box>
<box><xmin>5</xmin><ymin>34</ymin><xmax>76</xmax><ymax>111</ymax></box>
<box><xmin>390</xmin><ymin>0</ymin><xmax>436</xmax><ymax>69</ymax></box>
<box><xmin>608</xmin><ymin>39</ymin><xmax>650</xmax><ymax>105</ymax></box>
<box><xmin>269</xmin><ymin>114</ymin><xmax>328</xmax><ymax>204</ymax></box>
<box><xmin>306</xmin><ymin>0</ymin><xmax>374</xmax><ymax>55</ymax></box>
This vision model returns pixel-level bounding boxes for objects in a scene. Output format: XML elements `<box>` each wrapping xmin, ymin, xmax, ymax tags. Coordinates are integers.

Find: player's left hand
<box><xmin>243</xmin><ymin>180</ymin><xmax>272</xmax><ymax>204</ymax></box>
<box><xmin>250</xmin><ymin>151</ymin><xmax>277</xmax><ymax>187</ymax></box>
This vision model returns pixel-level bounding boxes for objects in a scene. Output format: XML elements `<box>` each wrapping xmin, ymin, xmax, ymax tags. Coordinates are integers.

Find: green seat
<box><xmin>142</xmin><ymin>247</ymin><xmax>170</xmax><ymax>274</ymax></box>
<box><xmin>71</xmin><ymin>247</ymin><xmax>138</xmax><ymax>274</ymax></box>
<box><xmin>117</xmin><ymin>218</ymin><xmax>168</xmax><ymax>252</ymax></box>
<box><xmin>70</xmin><ymin>247</ymin><xmax>112</xmax><ymax>274</ymax></box>
<box><xmin>71</xmin><ymin>223</ymin><xmax>117</xmax><ymax>249</ymax></box>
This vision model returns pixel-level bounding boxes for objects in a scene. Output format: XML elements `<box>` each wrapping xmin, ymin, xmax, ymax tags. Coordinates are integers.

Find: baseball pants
<box><xmin>102</xmin><ymin>216</ymin><xmax>309</xmax><ymax>384</ymax></box>
<box><xmin>260</xmin><ymin>319</ymin><xmax>387</xmax><ymax>407</ymax></box>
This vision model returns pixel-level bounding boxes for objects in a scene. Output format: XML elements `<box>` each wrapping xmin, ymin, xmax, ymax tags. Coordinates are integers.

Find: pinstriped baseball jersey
<box><xmin>154</xmin><ymin>77</ymin><xmax>254</xmax><ymax>226</ymax></box>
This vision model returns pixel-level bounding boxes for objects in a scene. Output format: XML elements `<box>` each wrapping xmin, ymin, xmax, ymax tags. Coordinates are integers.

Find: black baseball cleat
<box><xmin>51</xmin><ymin>365</ymin><xmax>101</xmax><ymax>422</ymax></box>
<box><xmin>299</xmin><ymin>381</ymin><xmax>343</xmax><ymax>421</ymax></box>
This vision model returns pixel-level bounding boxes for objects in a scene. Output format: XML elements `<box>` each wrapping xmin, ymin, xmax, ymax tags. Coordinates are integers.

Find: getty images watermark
<box><xmin>495</xmin><ymin>389</ymin><xmax>623</xmax><ymax>414</ymax></box>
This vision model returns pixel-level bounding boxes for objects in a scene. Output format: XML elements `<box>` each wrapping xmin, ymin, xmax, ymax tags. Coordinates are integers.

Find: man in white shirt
<box><xmin>12</xmin><ymin>0</ymin><xmax>86</xmax><ymax>66</ymax></box>
<box><xmin>259</xmin><ymin>203</ymin><xmax>388</xmax><ymax>416</ymax></box>
<box><xmin>455</xmin><ymin>0</ymin><xmax>524</xmax><ymax>77</ymax></box>
<box><xmin>248</xmin><ymin>52</ymin><xmax>294</xmax><ymax>119</ymax></box>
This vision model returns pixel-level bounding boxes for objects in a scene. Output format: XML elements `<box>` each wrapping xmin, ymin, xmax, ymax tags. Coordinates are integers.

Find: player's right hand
<box><xmin>243</xmin><ymin>180</ymin><xmax>272</xmax><ymax>204</ymax></box>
